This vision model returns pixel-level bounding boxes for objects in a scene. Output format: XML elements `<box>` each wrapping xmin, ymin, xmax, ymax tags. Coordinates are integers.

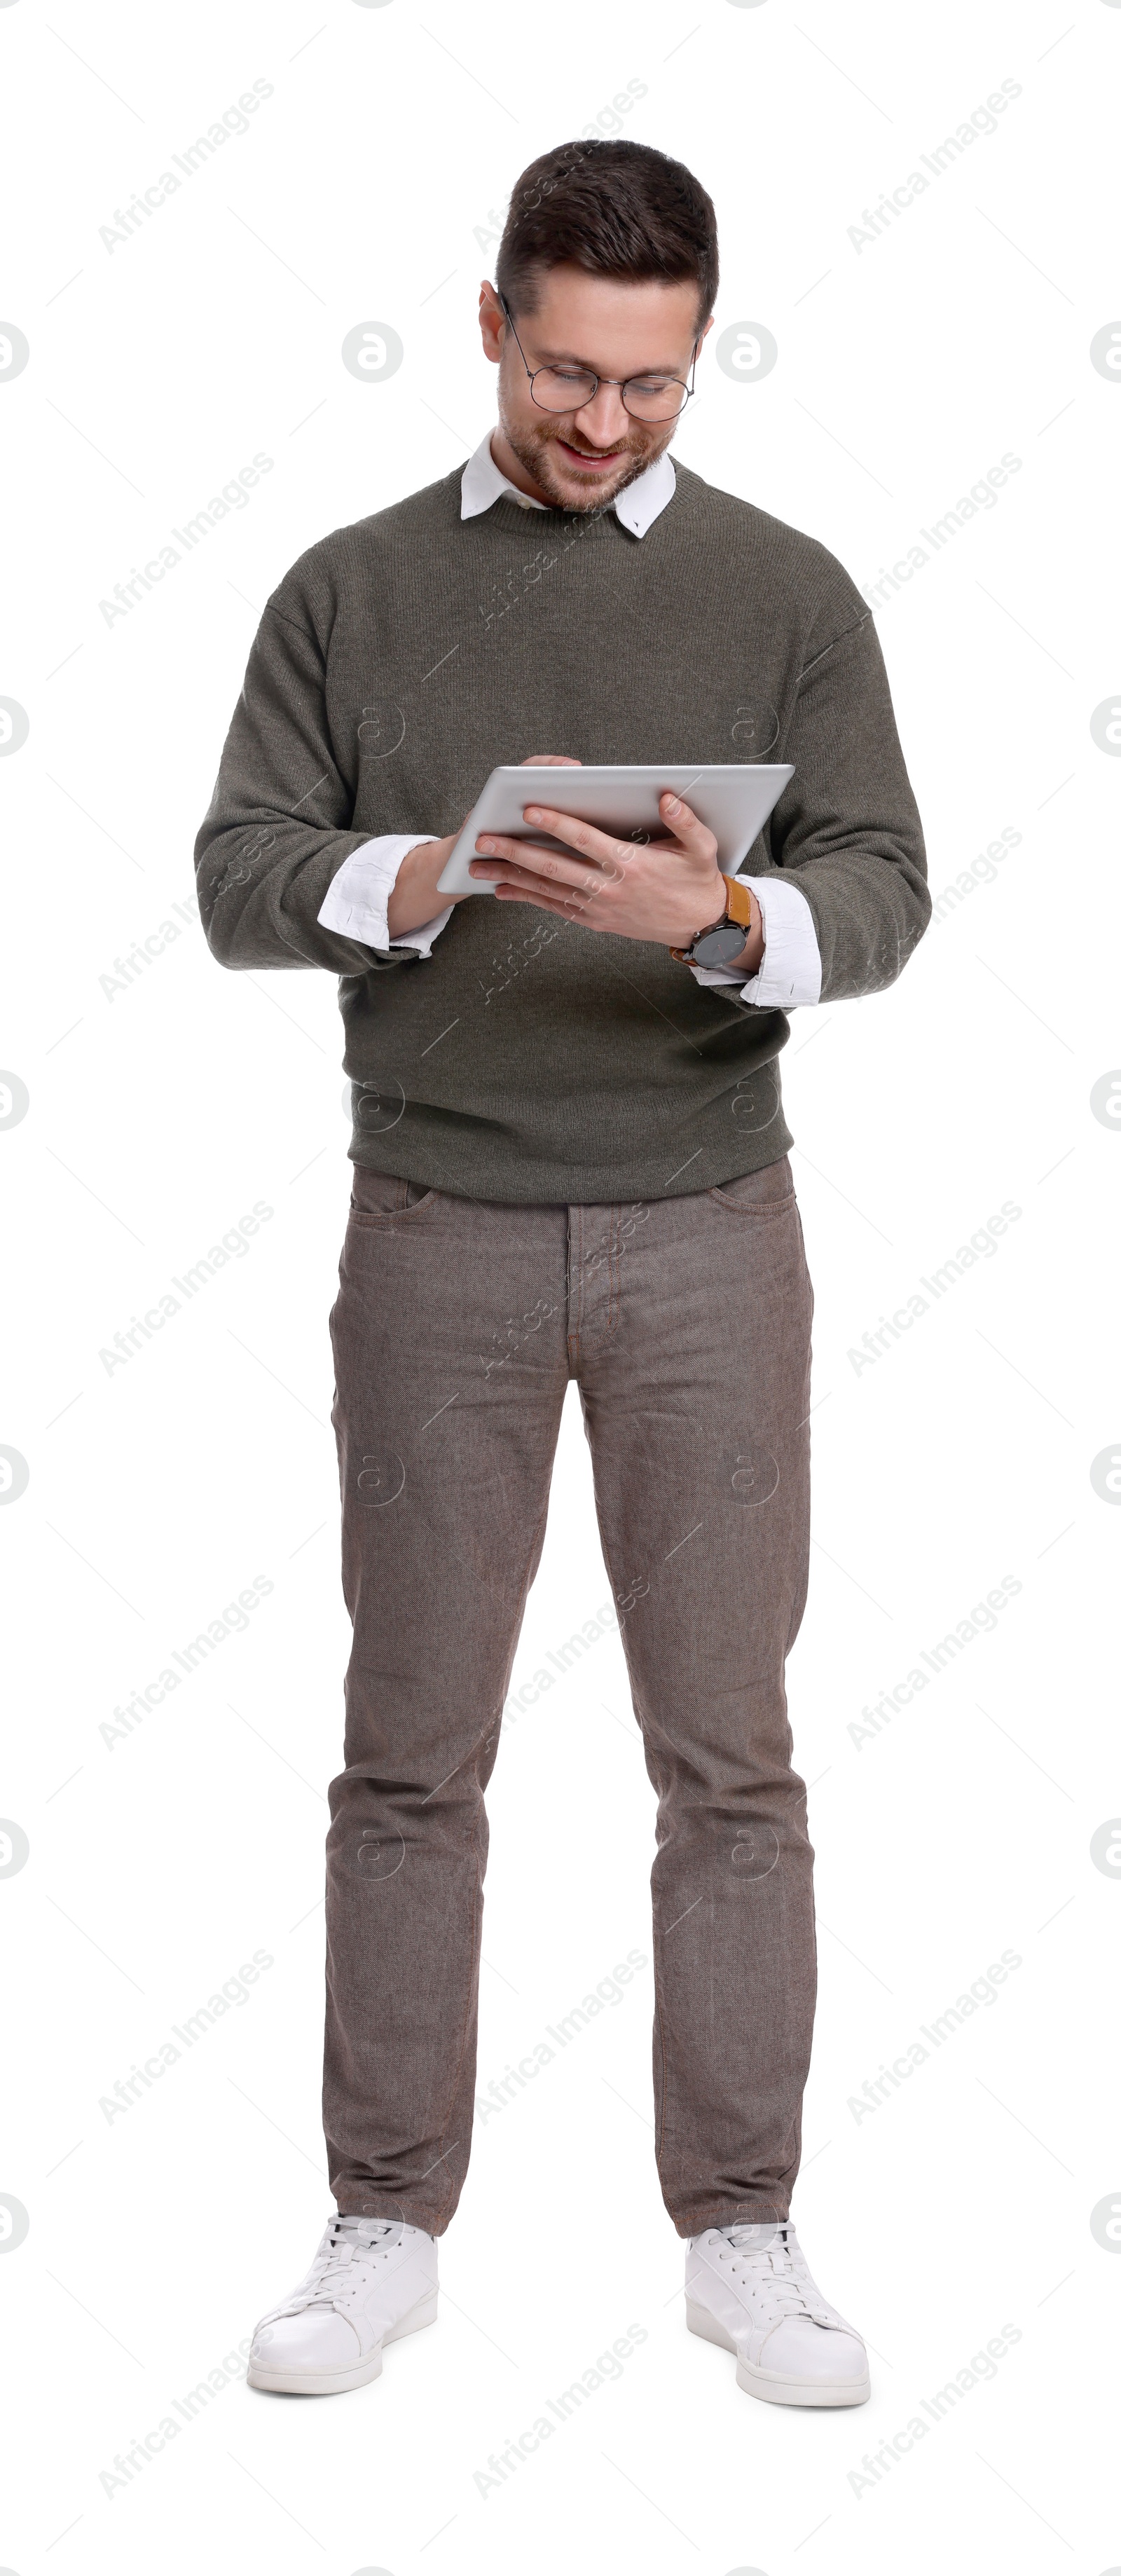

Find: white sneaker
<box><xmin>686</xmin><ymin>2219</ymin><xmax>870</xmax><ymax>2407</ymax></box>
<box><xmin>247</xmin><ymin>2214</ymin><xmax>439</xmax><ymax>2396</ymax></box>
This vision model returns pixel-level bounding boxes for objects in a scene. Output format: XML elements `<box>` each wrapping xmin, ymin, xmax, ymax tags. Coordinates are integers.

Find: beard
<box><xmin>497</xmin><ymin>405</ymin><xmax>673</xmax><ymax>514</ymax></box>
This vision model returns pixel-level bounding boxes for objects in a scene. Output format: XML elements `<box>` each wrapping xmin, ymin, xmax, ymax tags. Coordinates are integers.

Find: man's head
<box><xmin>479</xmin><ymin>138</ymin><xmax>718</xmax><ymax>514</ymax></box>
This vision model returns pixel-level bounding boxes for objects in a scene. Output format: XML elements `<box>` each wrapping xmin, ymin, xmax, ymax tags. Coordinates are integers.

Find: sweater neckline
<box><xmin>465</xmin><ymin>489</ymin><xmax>625</xmax><ymax>542</ymax></box>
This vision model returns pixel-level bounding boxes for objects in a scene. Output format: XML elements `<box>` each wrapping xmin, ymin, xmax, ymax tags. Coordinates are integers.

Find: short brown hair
<box><xmin>495</xmin><ymin>139</ymin><xmax>719</xmax><ymax>337</ymax></box>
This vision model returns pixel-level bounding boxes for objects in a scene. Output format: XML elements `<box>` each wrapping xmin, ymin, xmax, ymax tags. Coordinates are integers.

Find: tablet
<box><xmin>435</xmin><ymin>762</ymin><xmax>794</xmax><ymax>897</ymax></box>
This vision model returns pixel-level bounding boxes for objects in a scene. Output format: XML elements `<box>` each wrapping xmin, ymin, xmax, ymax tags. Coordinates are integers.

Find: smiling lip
<box><xmin>556</xmin><ymin>437</ymin><xmax>623</xmax><ymax>471</ymax></box>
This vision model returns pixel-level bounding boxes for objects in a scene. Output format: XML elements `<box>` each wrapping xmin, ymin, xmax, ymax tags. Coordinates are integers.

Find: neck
<box><xmin>488</xmin><ymin>426</ymin><xmax>553</xmax><ymax>504</ymax></box>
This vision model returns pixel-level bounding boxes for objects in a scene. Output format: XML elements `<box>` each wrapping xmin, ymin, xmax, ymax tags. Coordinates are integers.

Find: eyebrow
<box><xmin>527</xmin><ymin>337</ymin><xmax>689</xmax><ymax>374</ymax></box>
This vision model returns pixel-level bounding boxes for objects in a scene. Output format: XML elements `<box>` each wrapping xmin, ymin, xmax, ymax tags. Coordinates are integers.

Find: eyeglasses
<box><xmin>498</xmin><ymin>292</ymin><xmax>699</xmax><ymax>423</ymax></box>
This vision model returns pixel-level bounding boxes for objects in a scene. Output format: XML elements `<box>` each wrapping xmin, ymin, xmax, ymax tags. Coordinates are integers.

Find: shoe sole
<box><xmin>247</xmin><ymin>2287</ymin><xmax>438</xmax><ymax>2397</ymax></box>
<box><xmin>685</xmin><ymin>2298</ymin><xmax>870</xmax><ymax>2408</ymax></box>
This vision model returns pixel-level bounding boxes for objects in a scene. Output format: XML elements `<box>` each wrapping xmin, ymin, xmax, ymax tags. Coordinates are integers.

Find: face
<box><xmin>479</xmin><ymin>264</ymin><xmax>712</xmax><ymax>512</ymax></box>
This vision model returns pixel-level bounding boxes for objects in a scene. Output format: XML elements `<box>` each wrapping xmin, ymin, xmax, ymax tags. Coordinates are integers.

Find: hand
<box><xmin>385</xmin><ymin>755</ymin><xmax>582</xmax><ymax>941</ymax></box>
<box><xmin>469</xmin><ymin>786</ymin><xmax>748</xmax><ymax>956</ymax></box>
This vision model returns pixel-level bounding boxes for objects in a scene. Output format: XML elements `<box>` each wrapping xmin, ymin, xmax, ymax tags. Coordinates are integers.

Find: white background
<box><xmin>1</xmin><ymin>0</ymin><xmax>1118</xmax><ymax>2568</ymax></box>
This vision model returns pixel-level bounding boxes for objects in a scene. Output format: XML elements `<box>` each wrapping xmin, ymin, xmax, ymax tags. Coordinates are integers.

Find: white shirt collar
<box><xmin>460</xmin><ymin>429</ymin><xmax>675</xmax><ymax>539</ymax></box>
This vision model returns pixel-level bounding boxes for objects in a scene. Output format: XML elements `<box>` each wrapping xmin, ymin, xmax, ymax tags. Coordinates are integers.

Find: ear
<box><xmin>479</xmin><ymin>282</ymin><xmax>504</xmax><ymax>364</ymax></box>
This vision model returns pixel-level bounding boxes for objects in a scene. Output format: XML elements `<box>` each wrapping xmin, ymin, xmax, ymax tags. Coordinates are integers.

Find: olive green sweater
<box><xmin>195</xmin><ymin>461</ymin><xmax>928</xmax><ymax>1201</ymax></box>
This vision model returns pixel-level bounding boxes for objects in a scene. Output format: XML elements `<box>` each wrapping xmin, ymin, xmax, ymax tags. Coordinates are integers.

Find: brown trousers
<box><xmin>324</xmin><ymin>1154</ymin><xmax>816</xmax><ymax>2239</ymax></box>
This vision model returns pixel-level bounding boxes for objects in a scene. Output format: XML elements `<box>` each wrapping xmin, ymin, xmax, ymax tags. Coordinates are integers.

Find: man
<box><xmin>196</xmin><ymin>137</ymin><xmax>928</xmax><ymax>2411</ymax></box>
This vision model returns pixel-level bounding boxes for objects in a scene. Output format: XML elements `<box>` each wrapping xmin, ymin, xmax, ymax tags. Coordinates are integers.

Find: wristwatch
<box><xmin>669</xmin><ymin>872</ymin><xmax>756</xmax><ymax>968</ymax></box>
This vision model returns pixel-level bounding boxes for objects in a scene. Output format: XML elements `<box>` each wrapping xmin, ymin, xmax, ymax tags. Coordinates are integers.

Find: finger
<box><xmin>658</xmin><ymin>790</ymin><xmax>715</xmax><ymax>858</ymax></box>
<box><xmin>487</xmin><ymin>875</ymin><xmax>598</xmax><ymax>927</ymax></box>
<box><xmin>493</xmin><ymin>882</ymin><xmax>590</xmax><ymax>917</ymax></box>
<box><xmin>519</xmin><ymin>753</ymin><xmax>582</xmax><ymax>767</ymax></box>
<box><xmin>472</xmin><ymin>849</ymin><xmax>603</xmax><ymax>909</ymax></box>
<box><xmin>518</xmin><ymin>802</ymin><xmax>630</xmax><ymax>868</ymax></box>
<box><xmin>518</xmin><ymin>803</ymin><xmax>641</xmax><ymax>875</ymax></box>
<box><xmin>472</xmin><ymin>835</ymin><xmax>617</xmax><ymax>893</ymax></box>
<box><xmin>472</xmin><ymin>855</ymin><xmax>602</xmax><ymax>907</ymax></box>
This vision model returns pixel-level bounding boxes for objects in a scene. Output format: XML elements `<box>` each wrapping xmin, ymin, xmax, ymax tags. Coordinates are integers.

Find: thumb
<box><xmin>660</xmin><ymin>788</ymin><xmax>701</xmax><ymax>837</ymax></box>
<box><xmin>659</xmin><ymin>789</ymin><xmax>719</xmax><ymax>870</ymax></box>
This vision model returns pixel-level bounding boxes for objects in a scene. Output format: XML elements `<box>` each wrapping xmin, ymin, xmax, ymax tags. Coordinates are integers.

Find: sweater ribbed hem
<box><xmin>347</xmin><ymin>1127</ymin><xmax>795</xmax><ymax>1206</ymax></box>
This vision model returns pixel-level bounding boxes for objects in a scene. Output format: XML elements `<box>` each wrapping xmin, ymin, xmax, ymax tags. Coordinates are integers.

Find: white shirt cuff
<box><xmin>687</xmin><ymin>872</ymin><xmax>823</xmax><ymax>1008</ymax></box>
<box><xmin>316</xmin><ymin>835</ymin><xmax>452</xmax><ymax>957</ymax></box>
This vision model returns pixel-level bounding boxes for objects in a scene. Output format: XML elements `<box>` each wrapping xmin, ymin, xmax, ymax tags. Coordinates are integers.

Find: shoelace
<box><xmin>286</xmin><ymin>2215</ymin><xmax>402</xmax><ymax>2314</ymax></box>
<box><xmin>716</xmin><ymin>2223</ymin><xmax>834</xmax><ymax>2328</ymax></box>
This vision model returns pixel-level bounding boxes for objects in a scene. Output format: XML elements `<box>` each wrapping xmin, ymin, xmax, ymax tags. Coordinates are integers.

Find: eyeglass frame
<box><xmin>497</xmin><ymin>291</ymin><xmax>701</xmax><ymax>421</ymax></box>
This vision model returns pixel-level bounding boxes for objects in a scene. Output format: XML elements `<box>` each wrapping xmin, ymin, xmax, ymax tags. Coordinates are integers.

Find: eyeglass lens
<box><xmin>532</xmin><ymin>367</ymin><xmax>687</xmax><ymax>420</ymax></box>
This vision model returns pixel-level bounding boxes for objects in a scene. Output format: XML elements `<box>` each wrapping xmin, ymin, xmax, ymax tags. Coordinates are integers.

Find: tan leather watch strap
<box><xmin>721</xmin><ymin>872</ymin><xmax>755</xmax><ymax>933</ymax></box>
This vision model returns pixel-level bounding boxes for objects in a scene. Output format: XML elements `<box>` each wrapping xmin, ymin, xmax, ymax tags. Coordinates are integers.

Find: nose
<box><xmin>568</xmin><ymin>383</ymin><xmax>631</xmax><ymax>444</ymax></box>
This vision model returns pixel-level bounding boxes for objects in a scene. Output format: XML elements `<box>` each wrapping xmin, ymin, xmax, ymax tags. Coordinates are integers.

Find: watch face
<box><xmin>693</xmin><ymin>921</ymin><xmax>750</xmax><ymax>968</ymax></box>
